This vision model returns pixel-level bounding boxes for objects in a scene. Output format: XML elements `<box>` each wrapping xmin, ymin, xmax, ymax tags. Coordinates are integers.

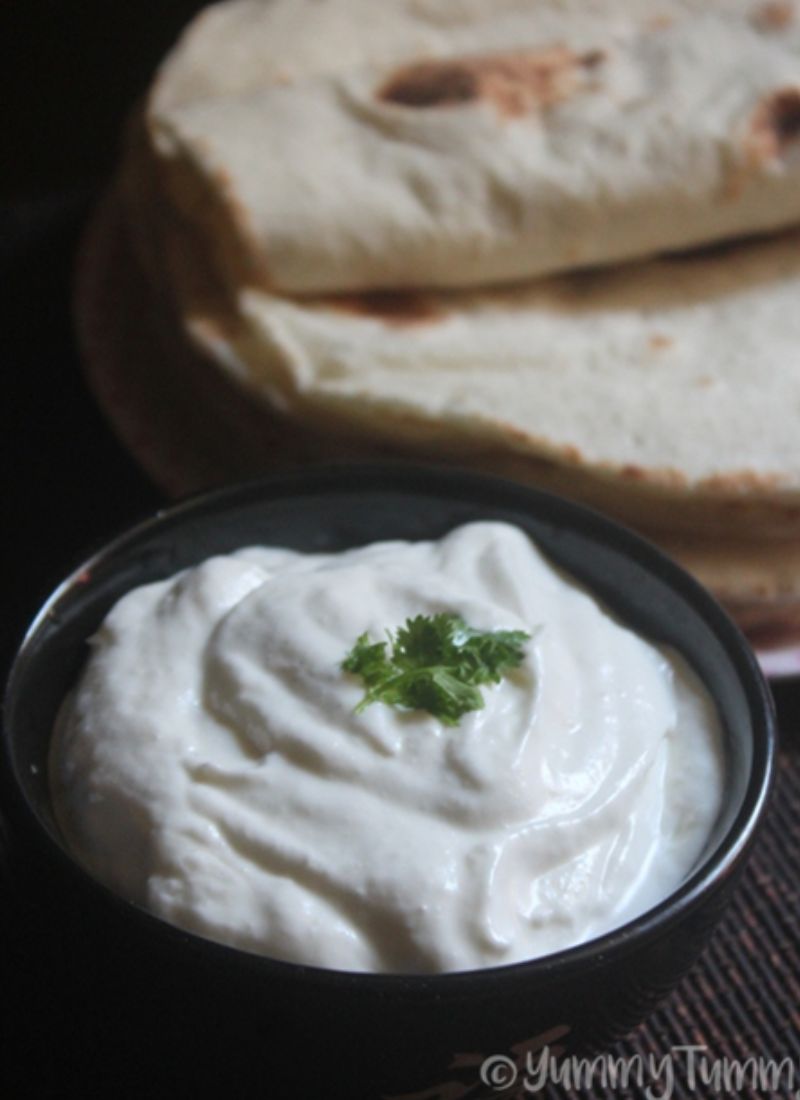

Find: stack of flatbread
<box><xmin>120</xmin><ymin>0</ymin><xmax>800</xmax><ymax>642</ymax></box>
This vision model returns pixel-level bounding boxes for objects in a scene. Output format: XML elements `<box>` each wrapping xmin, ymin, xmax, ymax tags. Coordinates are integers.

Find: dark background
<box><xmin>2</xmin><ymin>1</ymin><xmax>212</xmax><ymax>669</ymax></box>
<box><xmin>2</xmin><ymin>1</ymin><xmax>204</xmax><ymax>200</ymax></box>
<box><xmin>2</xmin><ymin>6</ymin><xmax>207</xmax><ymax>1093</ymax></box>
<box><xmin>3</xmin><ymin>4</ymin><xmax>800</xmax><ymax>1097</ymax></box>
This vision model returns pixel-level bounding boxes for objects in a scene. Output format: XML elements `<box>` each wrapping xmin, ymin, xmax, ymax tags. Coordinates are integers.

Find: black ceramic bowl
<box><xmin>2</xmin><ymin>466</ymin><xmax>776</xmax><ymax>1099</ymax></box>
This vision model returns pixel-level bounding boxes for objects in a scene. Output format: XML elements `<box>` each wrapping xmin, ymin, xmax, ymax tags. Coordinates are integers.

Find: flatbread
<box><xmin>83</xmin><ymin>190</ymin><xmax>800</xmax><ymax>642</ymax></box>
<box><xmin>110</xmin><ymin>0</ymin><xmax>800</xmax><ymax>638</ymax></box>
<box><xmin>123</xmin><ymin>121</ymin><xmax>800</xmax><ymax>539</ymax></box>
<box><xmin>147</xmin><ymin>0</ymin><xmax>800</xmax><ymax>294</ymax></box>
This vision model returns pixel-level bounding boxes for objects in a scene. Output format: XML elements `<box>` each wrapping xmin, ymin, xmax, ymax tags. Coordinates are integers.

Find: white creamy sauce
<box><xmin>50</xmin><ymin>522</ymin><xmax>724</xmax><ymax>972</ymax></box>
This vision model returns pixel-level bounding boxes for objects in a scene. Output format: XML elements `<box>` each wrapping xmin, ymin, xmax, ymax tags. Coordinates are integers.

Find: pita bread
<box><xmin>111</xmin><ymin>0</ymin><xmax>800</xmax><ymax>642</ymax></box>
<box><xmin>123</xmin><ymin>121</ymin><xmax>800</xmax><ymax>540</ymax></box>
<box><xmin>82</xmin><ymin>191</ymin><xmax>800</xmax><ymax>643</ymax></box>
<box><xmin>147</xmin><ymin>0</ymin><xmax>800</xmax><ymax>294</ymax></box>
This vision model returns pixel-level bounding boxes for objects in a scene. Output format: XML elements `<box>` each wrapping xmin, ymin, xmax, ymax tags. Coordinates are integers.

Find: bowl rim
<box><xmin>1</xmin><ymin>462</ymin><xmax>778</xmax><ymax>989</ymax></box>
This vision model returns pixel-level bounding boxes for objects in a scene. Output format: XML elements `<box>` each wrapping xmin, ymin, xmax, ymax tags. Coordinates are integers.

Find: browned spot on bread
<box><xmin>745</xmin><ymin>87</ymin><xmax>800</xmax><ymax>164</ymax></box>
<box><xmin>751</xmin><ymin>0</ymin><xmax>794</xmax><ymax>30</ymax></box>
<box><xmin>380</xmin><ymin>61</ymin><xmax>478</xmax><ymax>108</ymax></box>
<box><xmin>378</xmin><ymin>46</ymin><xmax>604</xmax><ymax>118</ymax></box>
<box><xmin>648</xmin><ymin>332</ymin><xmax>673</xmax><ymax>349</ymax></box>
<box><xmin>647</xmin><ymin>14</ymin><xmax>674</xmax><ymax>30</ymax></box>
<box><xmin>326</xmin><ymin>291</ymin><xmax>446</xmax><ymax>326</ymax></box>
<box><xmin>560</xmin><ymin>444</ymin><xmax>583</xmax><ymax>464</ymax></box>
<box><xmin>701</xmin><ymin>469</ymin><xmax>785</xmax><ymax>493</ymax></box>
<box><xmin>620</xmin><ymin>464</ymin><xmax>647</xmax><ymax>481</ymax></box>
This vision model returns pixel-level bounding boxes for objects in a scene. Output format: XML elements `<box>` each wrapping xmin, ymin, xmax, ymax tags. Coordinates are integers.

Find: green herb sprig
<box><xmin>342</xmin><ymin>613</ymin><xmax>530</xmax><ymax>727</ymax></box>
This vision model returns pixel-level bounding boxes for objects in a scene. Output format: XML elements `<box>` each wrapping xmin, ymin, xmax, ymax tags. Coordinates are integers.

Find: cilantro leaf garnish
<box><xmin>342</xmin><ymin>613</ymin><xmax>530</xmax><ymax>727</ymax></box>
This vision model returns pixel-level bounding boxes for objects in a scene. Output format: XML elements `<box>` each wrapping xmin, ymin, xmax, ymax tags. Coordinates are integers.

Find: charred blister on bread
<box><xmin>323</xmin><ymin>291</ymin><xmax>447</xmax><ymax>327</ymax></box>
<box><xmin>745</xmin><ymin>87</ymin><xmax>800</xmax><ymax>165</ymax></box>
<box><xmin>377</xmin><ymin>46</ymin><xmax>605</xmax><ymax>119</ymax></box>
<box><xmin>751</xmin><ymin>1</ymin><xmax>795</xmax><ymax>32</ymax></box>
